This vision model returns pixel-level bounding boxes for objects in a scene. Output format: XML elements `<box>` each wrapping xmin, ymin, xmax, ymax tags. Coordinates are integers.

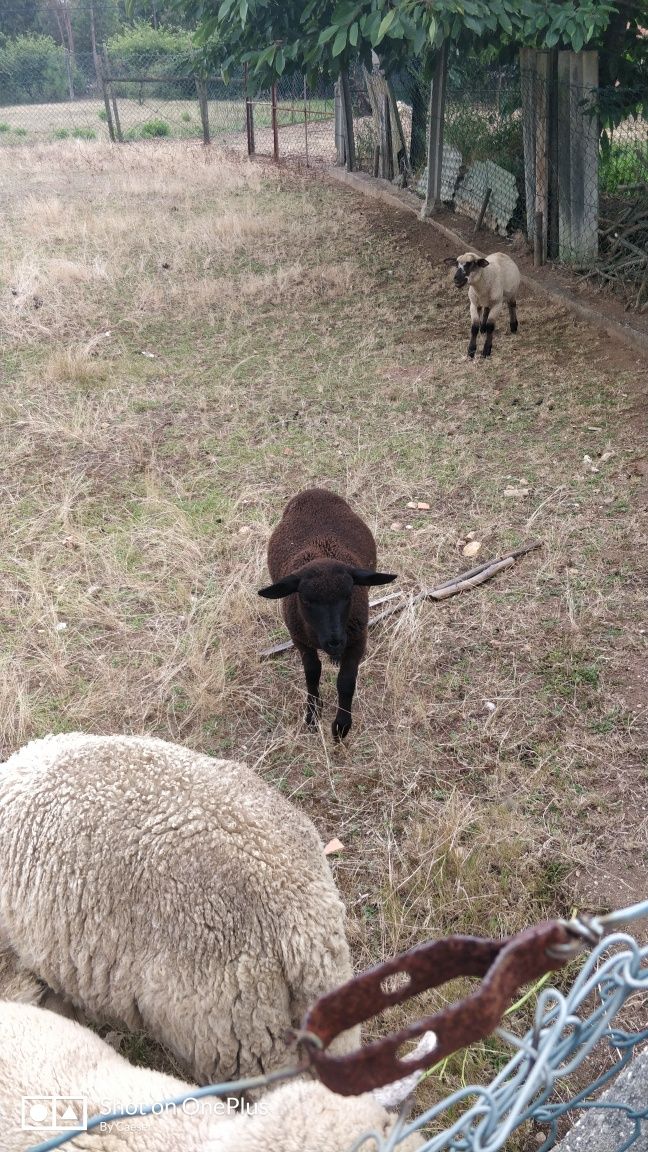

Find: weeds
<box><xmin>0</xmin><ymin>141</ymin><xmax>646</xmax><ymax>1124</ymax></box>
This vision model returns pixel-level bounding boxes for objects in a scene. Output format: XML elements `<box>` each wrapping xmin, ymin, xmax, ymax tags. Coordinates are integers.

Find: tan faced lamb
<box><xmin>0</xmin><ymin>999</ymin><xmax>429</xmax><ymax>1152</ymax></box>
<box><xmin>0</xmin><ymin>733</ymin><xmax>359</xmax><ymax>1087</ymax></box>
<box><xmin>258</xmin><ymin>489</ymin><xmax>397</xmax><ymax>741</ymax></box>
<box><xmin>447</xmin><ymin>251</ymin><xmax>520</xmax><ymax>358</ymax></box>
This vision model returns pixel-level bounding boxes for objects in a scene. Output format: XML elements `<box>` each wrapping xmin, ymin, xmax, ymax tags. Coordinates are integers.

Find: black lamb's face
<box><xmin>298</xmin><ymin>569</ymin><xmax>354</xmax><ymax>660</ymax></box>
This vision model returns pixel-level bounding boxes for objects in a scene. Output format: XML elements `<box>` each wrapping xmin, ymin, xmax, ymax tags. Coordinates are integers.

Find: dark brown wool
<box><xmin>260</xmin><ymin>489</ymin><xmax>396</xmax><ymax>741</ymax></box>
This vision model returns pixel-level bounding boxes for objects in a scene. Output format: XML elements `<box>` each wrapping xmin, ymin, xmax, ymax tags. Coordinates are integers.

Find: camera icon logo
<box><xmin>21</xmin><ymin>1096</ymin><xmax>88</xmax><ymax>1132</ymax></box>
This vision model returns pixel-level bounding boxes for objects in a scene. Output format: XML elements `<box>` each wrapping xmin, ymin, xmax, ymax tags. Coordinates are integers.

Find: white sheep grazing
<box><xmin>0</xmin><ymin>999</ymin><xmax>426</xmax><ymax>1152</ymax></box>
<box><xmin>448</xmin><ymin>251</ymin><xmax>520</xmax><ymax>358</ymax></box>
<box><xmin>0</xmin><ymin>733</ymin><xmax>358</xmax><ymax>1086</ymax></box>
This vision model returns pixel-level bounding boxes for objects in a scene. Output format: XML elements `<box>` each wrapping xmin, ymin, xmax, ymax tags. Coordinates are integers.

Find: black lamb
<box><xmin>259</xmin><ymin>489</ymin><xmax>397</xmax><ymax>741</ymax></box>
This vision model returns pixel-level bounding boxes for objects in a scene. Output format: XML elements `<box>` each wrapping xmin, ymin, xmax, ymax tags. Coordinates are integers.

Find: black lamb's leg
<box><xmin>298</xmin><ymin>646</ymin><xmax>322</xmax><ymax>728</ymax></box>
<box><xmin>482</xmin><ymin>321</ymin><xmax>495</xmax><ymax>357</ymax></box>
<box><xmin>332</xmin><ymin>654</ymin><xmax>360</xmax><ymax>742</ymax></box>
<box><xmin>479</xmin><ymin>305</ymin><xmax>491</xmax><ymax>334</ymax></box>
<box><xmin>468</xmin><ymin>323</ymin><xmax>479</xmax><ymax>359</ymax></box>
<box><xmin>508</xmin><ymin>300</ymin><xmax>518</xmax><ymax>333</ymax></box>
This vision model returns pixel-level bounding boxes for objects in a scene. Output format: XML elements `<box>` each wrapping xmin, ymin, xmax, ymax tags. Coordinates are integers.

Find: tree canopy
<box><xmin>177</xmin><ymin>0</ymin><xmax>618</xmax><ymax>87</ymax></box>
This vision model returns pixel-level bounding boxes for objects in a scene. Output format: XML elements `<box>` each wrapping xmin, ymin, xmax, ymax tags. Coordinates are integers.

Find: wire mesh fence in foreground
<box><xmin>25</xmin><ymin>900</ymin><xmax>648</xmax><ymax>1152</ymax></box>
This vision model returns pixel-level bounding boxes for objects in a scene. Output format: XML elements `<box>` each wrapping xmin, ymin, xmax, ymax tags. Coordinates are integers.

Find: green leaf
<box><xmin>427</xmin><ymin>14</ymin><xmax>437</xmax><ymax>43</ymax></box>
<box><xmin>238</xmin><ymin>0</ymin><xmax>248</xmax><ymax>23</ymax></box>
<box><xmin>332</xmin><ymin>27</ymin><xmax>348</xmax><ymax>56</ymax></box>
<box><xmin>349</xmin><ymin>20</ymin><xmax>358</xmax><ymax>46</ymax></box>
<box><xmin>318</xmin><ymin>24</ymin><xmax>338</xmax><ymax>44</ymax></box>
<box><xmin>572</xmin><ymin>27</ymin><xmax>584</xmax><ymax>53</ymax></box>
<box><xmin>218</xmin><ymin>0</ymin><xmax>236</xmax><ymax>20</ymax></box>
<box><xmin>499</xmin><ymin>11</ymin><xmax>512</xmax><ymax>35</ymax></box>
<box><xmin>375</xmin><ymin>9</ymin><xmax>396</xmax><ymax>45</ymax></box>
<box><xmin>545</xmin><ymin>27</ymin><xmax>560</xmax><ymax>48</ymax></box>
<box><xmin>275</xmin><ymin>47</ymin><xmax>285</xmax><ymax>73</ymax></box>
<box><xmin>194</xmin><ymin>17</ymin><xmax>218</xmax><ymax>44</ymax></box>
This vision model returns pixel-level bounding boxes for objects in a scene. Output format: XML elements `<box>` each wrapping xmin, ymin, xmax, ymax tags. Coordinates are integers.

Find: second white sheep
<box><xmin>448</xmin><ymin>251</ymin><xmax>520</xmax><ymax>358</ymax></box>
<box><xmin>0</xmin><ymin>733</ymin><xmax>358</xmax><ymax>1085</ymax></box>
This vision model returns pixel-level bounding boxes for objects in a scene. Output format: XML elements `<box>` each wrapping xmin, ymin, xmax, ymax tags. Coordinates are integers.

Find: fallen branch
<box><xmin>258</xmin><ymin>540</ymin><xmax>543</xmax><ymax>658</ymax></box>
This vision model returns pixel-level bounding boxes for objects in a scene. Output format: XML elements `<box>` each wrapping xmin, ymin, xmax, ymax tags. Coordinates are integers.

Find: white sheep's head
<box><xmin>445</xmin><ymin>253</ymin><xmax>489</xmax><ymax>288</ymax></box>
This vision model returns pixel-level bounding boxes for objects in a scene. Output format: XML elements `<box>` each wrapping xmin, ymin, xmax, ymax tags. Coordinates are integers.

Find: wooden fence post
<box><xmin>558</xmin><ymin>50</ymin><xmax>599</xmax><ymax>262</ymax></box>
<box><xmin>334</xmin><ymin>79</ymin><xmax>345</xmax><ymax>165</ymax></box>
<box><xmin>421</xmin><ymin>39</ymin><xmax>448</xmax><ymax>217</ymax></box>
<box><xmin>520</xmin><ymin>47</ymin><xmax>537</xmax><ymax>242</ymax></box>
<box><xmin>102</xmin><ymin>46</ymin><xmax>123</xmax><ymax>142</ymax></box>
<box><xmin>533</xmin><ymin>51</ymin><xmax>549</xmax><ymax>265</ymax></box>
<box><xmin>340</xmin><ymin>68</ymin><xmax>356</xmax><ymax>172</ymax></box>
<box><xmin>195</xmin><ymin>77</ymin><xmax>210</xmax><ymax>145</ymax></box>
<box><xmin>98</xmin><ymin>51</ymin><xmax>116</xmax><ymax>142</ymax></box>
<box><xmin>379</xmin><ymin>93</ymin><xmax>394</xmax><ymax>179</ymax></box>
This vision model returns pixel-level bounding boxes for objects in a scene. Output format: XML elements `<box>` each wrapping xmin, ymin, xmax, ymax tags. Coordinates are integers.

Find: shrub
<box><xmin>12</xmin><ymin>127</ymin><xmax>27</xmax><ymax>136</ymax></box>
<box><xmin>73</xmin><ymin>126</ymin><xmax>97</xmax><ymax>140</ymax></box>
<box><xmin>53</xmin><ymin>127</ymin><xmax>70</xmax><ymax>139</ymax></box>
<box><xmin>0</xmin><ymin>35</ymin><xmax>80</xmax><ymax>105</ymax></box>
<box><xmin>0</xmin><ymin>122</ymin><xmax>10</xmax><ymax>132</ymax></box>
<box><xmin>126</xmin><ymin>118</ymin><xmax>171</xmax><ymax>140</ymax></box>
<box><xmin>98</xmin><ymin>108</ymin><xmax>108</xmax><ymax>122</ymax></box>
<box><xmin>106</xmin><ymin>24</ymin><xmax>197</xmax><ymax>100</ymax></box>
<box><xmin>599</xmin><ymin>136</ymin><xmax>648</xmax><ymax>195</ymax></box>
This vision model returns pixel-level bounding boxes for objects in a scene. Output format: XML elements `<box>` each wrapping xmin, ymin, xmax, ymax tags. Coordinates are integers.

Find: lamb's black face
<box><xmin>454</xmin><ymin>260</ymin><xmax>478</xmax><ymax>287</ymax></box>
<box><xmin>298</xmin><ymin>571</ymin><xmax>354</xmax><ymax>659</ymax></box>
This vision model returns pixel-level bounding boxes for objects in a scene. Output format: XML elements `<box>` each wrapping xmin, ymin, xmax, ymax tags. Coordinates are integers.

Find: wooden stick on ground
<box><xmin>258</xmin><ymin>540</ymin><xmax>543</xmax><ymax>658</ymax></box>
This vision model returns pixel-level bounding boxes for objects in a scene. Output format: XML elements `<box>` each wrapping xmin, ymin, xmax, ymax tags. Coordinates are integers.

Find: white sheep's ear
<box><xmin>258</xmin><ymin>575</ymin><xmax>301</xmax><ymax>599</ymax></box>
<box><xmin>370</xmin><ymin>1031</ymin><xmax>437</xmax><ymax>1110</ymax></box>
<box><xmin>476</xmin><ymin>257</ymin><xmax>489</xmax><ymax>267</ymax></box>
<box><xmin>349</xmin><ymin>569</ymin><xmax>398</xmax><ymax>587</ymax></box>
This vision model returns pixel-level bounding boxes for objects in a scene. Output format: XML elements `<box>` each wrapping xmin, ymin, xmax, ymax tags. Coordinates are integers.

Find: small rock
<box><xmin>390</xmin><ymin>521</ymin><xmax>403</xmax><ymax>530</ymax></box>
<box><xmin>504</xmin><ymin>487</ymin><xmax>530</xmax><ymax>497</ymax></box>
<box><xmin>55</xmin><ymin>622</ymin><xmax>67</xmax><ymax>632</ymax></box>
<box><xmin>417</xmin><ymin>501</ymin><xmax>430</xmax><ymax>510</ymax></box>
<box><xmin>485</xmin><ymin>701</ymin><xmax>496</xmax><ymax>712</ymax></box>
<box><xmin>600</xmin><ymin>450</ymin><xmax>615</xmax><ymax>463</ymax></box>
<box><xmin>406</xmin><ymin>501</ymin><xmax>417</xmax><ymax>509</ymax></box>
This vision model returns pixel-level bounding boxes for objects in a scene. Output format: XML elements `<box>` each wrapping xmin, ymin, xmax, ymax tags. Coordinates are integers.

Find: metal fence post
<box><xmin>303</xmin><ymin>76</ymin><xmax>309</xmax><ymax>168</ymax></box>
<box><xmin>271</xmin><ymin>82</ymin><xmax>279</xmax><ymax>161</ymax></box>
<box><xmin>244</xmin><ymin>63</ymin><xmax>255</xmax><ymax>155</ymax></box>
<box><xmin>195</xmin><ymin>77</ymin><xmax>210</xmax><ymax>145</ymax></box>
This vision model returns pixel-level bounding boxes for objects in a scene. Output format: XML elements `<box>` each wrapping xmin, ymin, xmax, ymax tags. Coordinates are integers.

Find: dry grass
<box><xmin>1</xmin><ymin>140</ymin><xmax>647</xmax><ymax>1144</ymax></box>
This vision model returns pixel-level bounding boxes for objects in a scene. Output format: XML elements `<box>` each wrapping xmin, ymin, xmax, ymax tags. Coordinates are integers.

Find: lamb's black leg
<box><xmin>482</xmin><ymin>322</ymin><xmax>495</xmax><ymax>357</ymax></box>
<box><xmin>332</xmin><ymin>654</ymin><xmax>360</xmax><ymax>742</ymax></box>
<box><xmin>468</xmin><ymin>323</ymin><xmax>479</xmax><ymax>359</ymax></box>
<box><xmin>299</xmin><ymin>647</ymin><xmax>322</xmax><ymax>728</ymax></box>
<box><xmin>508</xmin><ymin>300</ymin><xmax>518</xmax><ymax>333</ymax></box>
<box><xmin>479</xmin><ymin>305</ymin><xmax>491</xmax><ymax>334</ymax></box>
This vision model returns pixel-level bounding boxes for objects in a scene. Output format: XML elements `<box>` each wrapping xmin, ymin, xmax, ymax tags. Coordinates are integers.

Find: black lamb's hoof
<box><xmin>332</xmin><ymin>714</ymin><xmax>352</xmax><ymax>742</ymax></box>
<box><xmin>305</xmin><ymin>700</ymin><xmax>322</xmax><ymax>729</ymax></box>
<box><xmin>468</xmin><ymin>348</ymin><xmax>476</xmax><ymax>360</ymax></box>
<box><xmin>482</xmin><ymin>346</ymin><xmax>492</xmax><ymax>358</ymax></box>
<box><xmin>510</xmin><ymin>321</ymin><xmax>519</xmax><ymax>333</ymax></box>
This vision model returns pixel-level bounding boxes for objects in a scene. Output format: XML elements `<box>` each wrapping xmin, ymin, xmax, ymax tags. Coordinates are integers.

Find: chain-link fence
<box><xmin>349</xmin><ymin>56</ymin><xmax>648</xmax><ymax>310</ymax></box>
<box><xmin>0</xmin><ymin>45</ymin><xmax>335</xmax><ymax>161</ymax></box>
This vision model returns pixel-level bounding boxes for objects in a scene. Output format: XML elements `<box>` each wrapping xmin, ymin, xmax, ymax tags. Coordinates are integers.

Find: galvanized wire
<box><xmin>25</xmin><ymin>901</ymin><xmax>648</xmax><ymax>1152</ymax></box>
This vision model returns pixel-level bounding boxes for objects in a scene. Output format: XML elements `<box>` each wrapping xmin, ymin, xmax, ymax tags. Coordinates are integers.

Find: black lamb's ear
<box><xmin>443</xmin><ymin>256</ymin><xmax>459</xmax><ymax>266</ymax></box>
<box><xmin>258</xmin><ymin>574</ymin><xmax>301</xmax><ymax>599</ymax></box>
<box><xmin>349</xmin><ymin>569</ymin><xmax>398</xmax><ymax>587</ymax></box>
<box><xmin>476</xmin><ymin>257</ymin><xmax>489</xmax><ymax>267</ymax></box>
